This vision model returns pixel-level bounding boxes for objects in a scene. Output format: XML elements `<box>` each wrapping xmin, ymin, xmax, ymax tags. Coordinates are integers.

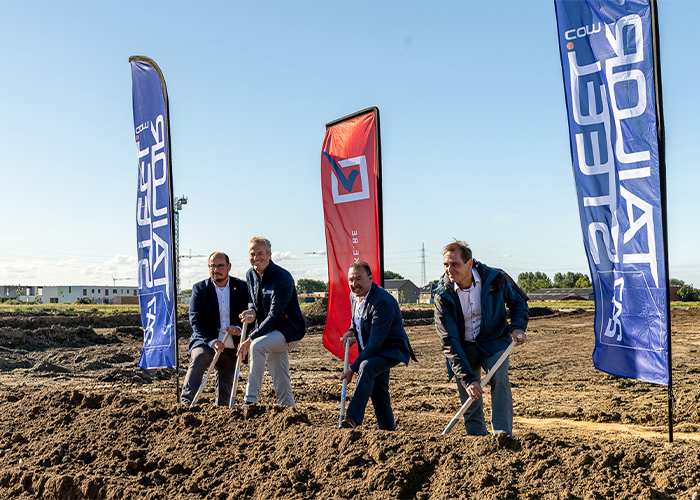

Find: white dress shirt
<box><xmin>208</xmin><ymin>279</ymin><xmax>235</xmax><ymax>349</ymax></box>
<box><xmin>455</xmin><ymin>268</ymin><xmax>481</xmax><ymax>341</ymax></box>
<box><xmin>353</xmin><ymin>296</ymin><xmax>366</xmax><ymax>350</ymax></box>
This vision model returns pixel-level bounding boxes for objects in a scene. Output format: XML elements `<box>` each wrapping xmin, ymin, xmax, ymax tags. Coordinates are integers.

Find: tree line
<box><xmin>297</xmin><ymin>270</ymin><xmax>700</xmax><ymax>302</ymax></box>
<box><xmin>516</xmin><ymin>271</ymin><xmax>591</xmax><ymax>293</ymax></box>
<box><xmin>296</xmin><ymin>270</ymin><xmax>406</xmax><ymax>294</ymax></box>
<box><xmin>670</xmin><ymin>279</ymin><xmax>700</xmax><ymax>302</ymax></box>
<box><xmin>515</xmin><ymin>272</ymin><xmax>700</xmax><ymax>301</ymax></box>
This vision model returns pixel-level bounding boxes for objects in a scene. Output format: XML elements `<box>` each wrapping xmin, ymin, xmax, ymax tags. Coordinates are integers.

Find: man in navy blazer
<box><xmin>180</xmin><ymin>252</ymin><xmax>250</xmax><ymax>406</ymax></box>
<box><xmin>340</xmin><ymin>261</ymin><xmax>416</xmax><ymax>430</ymax></box>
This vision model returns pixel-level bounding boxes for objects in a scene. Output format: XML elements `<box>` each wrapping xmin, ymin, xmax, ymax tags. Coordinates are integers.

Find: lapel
<box><xmin>206</xmin><ymin>278</ymin><xmax>221</xmax><ymax>320</ymax></box>
<box><xmin>227</xmin><ymin>275</ymin><xmax>237</xmax><ymax>310</ymax></box>
<box><xmin>360</xmin><ymin>283</ymin><xmax>377</xmax><ymax>340</ymax></box>
<box><xmin>445</xmin><ymin>280</ymin><xmax>465</xmax><ymax>340</ymax></box>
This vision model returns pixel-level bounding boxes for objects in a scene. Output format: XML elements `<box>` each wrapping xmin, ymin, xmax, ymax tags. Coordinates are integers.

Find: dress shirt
<box><xmin>455</xmin><ymin>268</ymin><xmax>481</xmax><ymax>341</ymax></box>
<box><xmin>208</xmin><ymin>279</ymin><xmax>235</xmax><ymax>349</ymax></box>
<box><xmin>353</xmin><ymin>296</ymin><xmax>366</xmax><ymax>350</ymax></box>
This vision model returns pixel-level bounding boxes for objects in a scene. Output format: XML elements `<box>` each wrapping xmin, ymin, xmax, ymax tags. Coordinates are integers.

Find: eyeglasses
<box><xmin>208</xmin><ymin>264</ymin><xmax>227</xmax><ymax>270</ymax></box>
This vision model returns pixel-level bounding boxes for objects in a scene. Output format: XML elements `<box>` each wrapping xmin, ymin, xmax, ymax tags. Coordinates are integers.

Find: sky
<box><xmin>1</xmin><ymin>0</ymin><xmax>698</xmax><ymax>292</ymax></box>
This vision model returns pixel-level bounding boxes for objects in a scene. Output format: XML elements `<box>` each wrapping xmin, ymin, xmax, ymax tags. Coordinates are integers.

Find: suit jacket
<box><xmin>348</xmin><ymin>282</ymin><xmax>416</xmax><ymax>373</ymax></box>
<box><xmin>188</xmin><ymin>276</ymin><xmax>249</xmax><ymax>351</ymax></box>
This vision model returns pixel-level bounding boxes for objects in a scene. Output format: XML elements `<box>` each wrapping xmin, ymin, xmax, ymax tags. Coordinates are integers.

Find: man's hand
<box><xmin>237</xmin><ymin>338</ymin><xmax>251</xmax><ymax>359</ymax></box>
<box><xmin>513</xmin><ymin>330</ymin><xmax>527</xmax><ymax>347</ymax></box>
<box><xmin>211</xmin><ymin>340</ymin><xmax>225</xmax><ymax>354</ymax></box>
<box><xmin>466</xmin><ymin>381</ymin><xmax>484</xmax><ymax>400</ymax></box>
<box><xmin>239</xmin><ymin>309</ymin><xmax>256</xmax><ymax>323</ymax></box>
<box><xmin>339</xmin><ymin>331</ymin><xmax>357</xmax><ymax>347</ymax></box>
<box><xmin>340</xmin><ymin>367</ymin><xmax>354</xmax><ymax>384</ymax></box>
<box><xmin>224</xmin><ymin>326</ymin><xmax>242</xmax><ymax>336</ymax></box>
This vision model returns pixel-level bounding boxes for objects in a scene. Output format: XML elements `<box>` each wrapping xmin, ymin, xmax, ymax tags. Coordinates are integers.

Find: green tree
<box><xmin>429</xmin><ymin>279</ymin><xmax>440</xmax><ymax>286</ymax></box>
<box><xmin>296</xmin><ymin>279</ymin><xmax>328</xmax><ymax>294</ymax></box>
<box><xmin>678</xmin><ymin>284</ymin><xmax>699</xmax><ymax>302</ymax></box>
<box><xmin>553</xmin><ymin>272</ymin><xmax>589</xmax><ymax>288</ymax></box>
<box><xmin>517</xmin><ymin>272</ymin><xmax>553</xmax><ymax>293</ymax></box>
<box><xmin>574</xmin><ymin>275</ymin><xmax>592</xmax><ymax>288</ymax></box>
<box><xmin>384</xmin><ymin>270</ymin><xmax>404</xmax><ymax>280</ymax></box>
<box><xmin>670</xmin><ymin>278</ymin><xmax>685</xmax><ymax>287</ymax></box>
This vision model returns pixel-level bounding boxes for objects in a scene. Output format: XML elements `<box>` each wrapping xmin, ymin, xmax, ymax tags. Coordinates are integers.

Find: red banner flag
<box><xmin>321</xmin><ymin>108</ymin><xmax>383</xmax><ymax>362</ymax></box>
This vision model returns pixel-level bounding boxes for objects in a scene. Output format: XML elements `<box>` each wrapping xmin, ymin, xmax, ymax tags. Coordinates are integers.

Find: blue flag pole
<box><xmin>648</xmin><ymin>0</ymin><xmax>673</xmax><ymax>443</ymax></box>
<box><xmin>554</xmin><ymin>0</ymin><xmax>672</xmax><ymax>441</ymax></box>
<box><xmin>129</xmin><ymin>55</ymin><xmax>180</xmax><ymax>401</ymax></box>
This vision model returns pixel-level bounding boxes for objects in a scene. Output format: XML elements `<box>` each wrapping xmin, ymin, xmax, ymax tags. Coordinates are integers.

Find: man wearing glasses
<box><xmin>181</xmin><ymin>252</ymin><xmax>250</xmax><ymax>406</ymax></box>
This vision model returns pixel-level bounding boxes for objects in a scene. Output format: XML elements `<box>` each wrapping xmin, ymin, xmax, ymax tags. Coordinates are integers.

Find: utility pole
<box><xmin>174</xmin><ymin>195</ymin><xmax>188</xmax><ymax>293</ymax></box>
<box><xmin>420</xmin><ymin>243</ymin><xmax>426</xmax><ymax>287</ymax></box>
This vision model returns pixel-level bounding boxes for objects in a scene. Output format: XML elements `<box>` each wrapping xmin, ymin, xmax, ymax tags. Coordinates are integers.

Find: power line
<box><xmin>421</xmin><ymin>243</ymin><xmax>426</xmax><ymax>287</ymax></box>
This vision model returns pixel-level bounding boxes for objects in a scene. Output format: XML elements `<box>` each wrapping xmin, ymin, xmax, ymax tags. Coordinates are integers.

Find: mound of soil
<box><xmin>302</xmin><ymin>299</ymin><xmax>328</xmax><ymax>316</ymax></box>
<box><xmin>0</xmin><ymin>326</ymin><xmax>111</xmax><ymax>349</ymax></box>
<box><xmin>1</xmin><ymin>388</ymin><xmax>698</xmax><ymax>500</ymax></box>
<box><xmin>0</xmin><ymin>311</ymin><xmax>192</xmax><ymax>336</ymax></box>
<box><xmin>528</xmin><ymin>306</ymin><xmax>555</xmax><ymax>318</ymax></box>
<box><xmin>1</xmin><ymin>308</ymin><xmax>700</xmax><ymax>499</ymax></box>
<box><xmin>302</xmin><ymin>300</ymin><xmax>435</xmax><ymax>329</ymax></box>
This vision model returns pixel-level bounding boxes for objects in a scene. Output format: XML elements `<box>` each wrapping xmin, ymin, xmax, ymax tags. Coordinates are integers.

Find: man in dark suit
<box><xmin>339</xmin><ymin>261</ymin><xmax>416</xmax><ymax>430</ymax></box>
<box><xmin>180</xmin><ymin>252</ymin><xmax>250</xmax><ymax>406</ymax></box>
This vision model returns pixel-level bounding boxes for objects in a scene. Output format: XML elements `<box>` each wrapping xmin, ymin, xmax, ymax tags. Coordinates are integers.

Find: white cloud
<box><xmin>272</xmin><ymin>251</ymin><xmax>297</xmax><ymax>261</ymax></box>
<box><xmin>0</xmin><ymin>255</ymin><xmax>136</xmax><ymax>286</ymax></box>
<box><xmin>0</xmin><ymin>254</ymin><xmax>330</xmax><ymax>289</ymax></box>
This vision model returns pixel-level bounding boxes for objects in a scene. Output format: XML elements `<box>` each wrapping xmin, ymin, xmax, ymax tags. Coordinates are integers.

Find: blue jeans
<box><xmin>457</xmin><ymin>344</ymin><xmax>512</xmax><ymax>436</ymax></box>
<box><xmin>346</xmin><ymin>355</ymin><xmax>399</xmax><ymax>430</ymax></box>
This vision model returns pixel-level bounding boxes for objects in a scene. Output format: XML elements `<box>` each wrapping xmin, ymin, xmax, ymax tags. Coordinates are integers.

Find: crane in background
<box><xmin>178</xmin><ymin>249</ymin><xmax>207</xmax><ymax>292</ymax></box>
<box><xmin>110</xmin><ymin>275</ymin><xmax>133</xmax><ymax>286</ymax></box>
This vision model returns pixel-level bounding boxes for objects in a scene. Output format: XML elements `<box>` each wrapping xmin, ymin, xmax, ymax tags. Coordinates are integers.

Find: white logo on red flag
<box><xmin>329</xmin><ymin>155</ymin><xmax>370</xmax><ymax>204</ymax></box>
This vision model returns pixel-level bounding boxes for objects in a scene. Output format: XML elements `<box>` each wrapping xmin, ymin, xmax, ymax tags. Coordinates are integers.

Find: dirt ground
<box><xmin>1</xmin><ymin>306</ymin><xmax>700</xmax><ymax>499</ymax></box>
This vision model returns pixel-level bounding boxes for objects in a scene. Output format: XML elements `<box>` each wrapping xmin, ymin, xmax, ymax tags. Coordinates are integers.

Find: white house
<box><xmin>1</xmin><ymin>285</ymin><xmax>139</xmax><ymax>304</ymax></box>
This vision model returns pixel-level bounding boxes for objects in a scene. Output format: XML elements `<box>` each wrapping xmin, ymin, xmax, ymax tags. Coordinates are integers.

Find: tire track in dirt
<box><xmin>515</xmin><ymin>417</ymin><xmax>700</xmax><ymax>442</ymax></box>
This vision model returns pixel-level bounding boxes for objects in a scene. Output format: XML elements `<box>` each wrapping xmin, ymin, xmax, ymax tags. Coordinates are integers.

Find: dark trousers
<box><xmin>181</xmin><ymin>346</ymin><xmax>238</xmax><ymax>406</ymax></box>
<box><xmin>346</xmin><ymin>354</ymin><xmax>399</xmax><ymax>430</ymax></box>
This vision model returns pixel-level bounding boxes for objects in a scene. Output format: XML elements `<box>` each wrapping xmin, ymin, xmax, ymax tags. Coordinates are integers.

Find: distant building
<box><xmin>529</xmin><ymin>286</ymin><xmax>682</xmax><ymax>302</ymax></box>
<box><xmin>298</xmin><ymin>292</ymin><xmax>328</xmax><ymax>304</ymax></box>
<box><xmin>384</xmin><ymin>279</ymin><xmax>420</xmax><ymax>304</ymax></box>
<box><xmin>527</xmin><ymin>287</ymin><xmax>594</xmax><ymax>302</ymax></box>
<box><xmin>418</xmin><ymin>283</ymin><xmax>437</xmax><ymax>304</ymax></box>
<box><xmin>0</xmin><ymin>285</ymin><xmax>139</xmax><ymax>304</ymax></box>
